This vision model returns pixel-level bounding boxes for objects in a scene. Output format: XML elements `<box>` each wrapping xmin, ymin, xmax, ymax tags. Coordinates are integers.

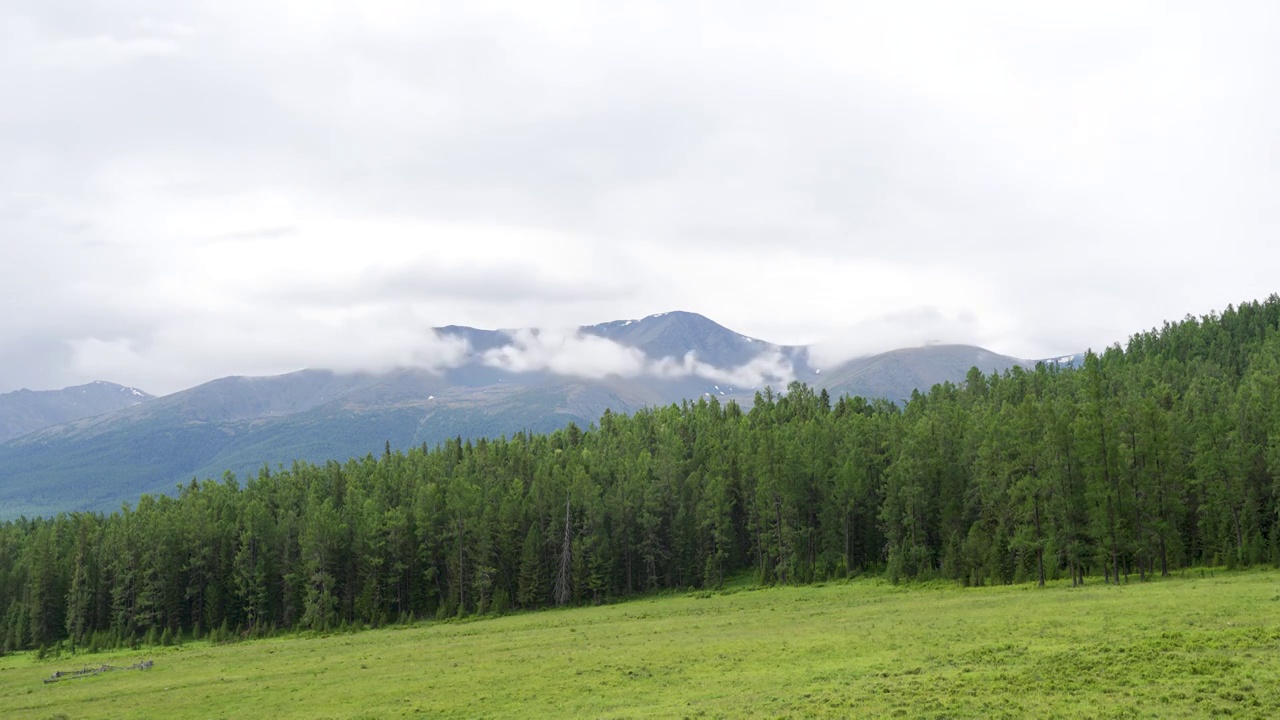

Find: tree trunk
<box><xmin>844</xmin><ymin>514</ymin><xmax>852</xmax><ymax>576</ymax></box>
<box><xmin>1033</xmin><ymin>495</ymin><xmax>1045</xmax><ymax>587</ymax></box>
<box><xmin>1232</xmin><ymin>506</ymin><xmax>1244</xmax><ymax>565</ymax></box>
<box><xmin>1130</xmin><ymin>428</ymin><xmax>1147</xmax><ymax>582</ymax></box>
<box><xmin>457</xmin><ymin>519</ymin><xmax>465</xmax><ymax>611</ymax></box>
<box><xmin>1107</xmin><ymin>495</ymin><xmax>1120</xmax><ymax>585</ymax></box>
<box><xmin>774</xmin><ymin>496</ymin><xmax>786</xmax><ymax>583</ymax></box>
<box><xmin>625</xmin><ymin>526</ymin><xmax>633</xmax><ymax>595</ymax></box>
<box><xmin>1156</xmin><ymin>457</ymin><xmax>1170</xmax><ymax>577</ymax></box>
<box><xmin>555</xmin><ymin>497</ymin><xmax>573</xmax><ymax>606</ymax></box>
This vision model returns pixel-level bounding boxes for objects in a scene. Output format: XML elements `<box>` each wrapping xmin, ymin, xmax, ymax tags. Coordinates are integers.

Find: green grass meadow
<box><xmin>4</xmin><ymin>570</ymin><xmax>1280</xmax><ymax>719</ymax></box>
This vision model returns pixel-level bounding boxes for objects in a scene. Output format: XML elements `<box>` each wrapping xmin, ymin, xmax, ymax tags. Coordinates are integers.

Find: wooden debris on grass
<box><xmin>44</xmin><ymin>660</ymin><xmax>153</xmax><ymax>684</ymax></box>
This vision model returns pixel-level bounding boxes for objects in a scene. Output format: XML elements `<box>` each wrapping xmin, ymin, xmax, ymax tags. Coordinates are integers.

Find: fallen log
<box><xmin>44</xmin><ymin>660</ymin><xmax>153</xmax><ymax>684</ymax></box>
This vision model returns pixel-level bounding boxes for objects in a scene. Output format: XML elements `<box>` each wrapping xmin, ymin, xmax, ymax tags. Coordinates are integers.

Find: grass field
<box><xmin>3</xmin><ymin>570</ymin><xmax>1280</xmax><ymax>719</ymax></box>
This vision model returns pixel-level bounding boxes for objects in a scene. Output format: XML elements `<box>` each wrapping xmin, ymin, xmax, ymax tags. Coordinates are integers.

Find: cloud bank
<box><xmin>67</xmin><ymin>307</ymin><xmax>474</xmax><ymax>394</ymax></box>
<box><xmin>6</xmin><ymin>1</ymin><xmax>1280</xmax><ymax>393</ymax></box>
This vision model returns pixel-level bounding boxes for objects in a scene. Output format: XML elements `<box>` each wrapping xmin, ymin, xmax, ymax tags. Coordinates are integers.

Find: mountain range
<box><xmin>0</xmin><ymin>381</ymin><xmax>152</xmax><ymax>443</ymax></box>
<box><xmin>0</xmin><ymin>312</ymin><xmax>1077</xmax><ymax>519</ymax></box>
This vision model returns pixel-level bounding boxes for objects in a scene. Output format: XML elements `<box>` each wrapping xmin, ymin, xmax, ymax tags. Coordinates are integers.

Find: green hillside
<box><xmin>3</xmin><ymin>570</ymin><xmax>1278</xmax><ymax>718</ymax></box>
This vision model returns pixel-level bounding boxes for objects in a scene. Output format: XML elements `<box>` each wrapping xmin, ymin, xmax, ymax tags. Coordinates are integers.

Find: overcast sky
<box><xmin>4</xmin><ymin>1</ymin><xmax>1279</xmax><ymax>395</ymax></box>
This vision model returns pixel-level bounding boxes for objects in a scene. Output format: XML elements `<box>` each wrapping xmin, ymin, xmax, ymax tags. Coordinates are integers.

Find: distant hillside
<box><xmin>0</xmin><ymin>312</ymin><xmax>1053</xmax><ymax>518</ymax></box>
<box><xmin>818</xmin><ymin>345</ymin><xmax>1032</xmax><ymax>403</ymax></box>
<box><xmin>0</xmin><ymin>381</ymin><xmax>152</xmax><ymax>443</ymax></box>
<box><xmin>0</xmin><ymin>375</ymin><xmax>637</xmax><ymax>519</ymax></box>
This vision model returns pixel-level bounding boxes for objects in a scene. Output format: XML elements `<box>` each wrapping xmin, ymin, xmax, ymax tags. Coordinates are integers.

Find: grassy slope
<box><xmin>3</xmin><ymin>570</ymin><xmax>1280</xmax><ymax>719</ymax></box>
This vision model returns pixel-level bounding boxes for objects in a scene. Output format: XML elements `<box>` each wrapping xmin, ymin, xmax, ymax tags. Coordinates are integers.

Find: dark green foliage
<box><xmin>2</xmin><ymin>295</ymin><xmax>1280</xmax><ymax>650</ymax></box>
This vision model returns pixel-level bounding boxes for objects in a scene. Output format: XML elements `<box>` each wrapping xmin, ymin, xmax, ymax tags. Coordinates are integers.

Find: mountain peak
<box><xmin>430</xmin><ymin>312</ymin><xmax>779</xmax><ymax>368</ymax></box>
<box><xmin>87</xmin><ymin>380</ymin><xmax>153</xmax><ymax>399</ymax></box>
<box><xmin>583</xmin><ymin>311</ymin><xmax>779</xmax><ymax>367</ymax></box>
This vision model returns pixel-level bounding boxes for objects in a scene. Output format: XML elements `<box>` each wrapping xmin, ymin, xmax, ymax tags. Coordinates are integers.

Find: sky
<box><xmin>4</xmin><ymin>1</ymin><xmax>1280</xmax><ymax>395</ymax></box>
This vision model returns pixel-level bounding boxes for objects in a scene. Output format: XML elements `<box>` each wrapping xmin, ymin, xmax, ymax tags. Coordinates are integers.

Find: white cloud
<box><xmin>482</xmin><ymin>329</ymin><xmax>648</xmax><ymax>379</ymax></box>
<box><xmin>650</xmin><ymin>351</ymin><xmax>796</xmax><ymax>389</ymax></box>
<box><xmin>480</xmin><ymin>328</ymin><xmax>795</xmax><ymax>387</ymax></box>
<box><xmin>4</xmin><ymin>16</ymin><xmax>182</xmax><ymax>70</ymax></box>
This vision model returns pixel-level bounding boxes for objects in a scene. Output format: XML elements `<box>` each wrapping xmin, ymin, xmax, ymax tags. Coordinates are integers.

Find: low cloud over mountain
<box><xmin>477</xmin><ymin>324</ymin><xmax>795</xmax><ymax>388</ymax></box>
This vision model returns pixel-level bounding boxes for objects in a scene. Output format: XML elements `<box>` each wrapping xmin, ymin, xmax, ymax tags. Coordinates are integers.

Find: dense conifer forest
<box><xmin>4</xmin><ymin>297</ymin><xmax>1280</xmax><ymax>654</ymax></box>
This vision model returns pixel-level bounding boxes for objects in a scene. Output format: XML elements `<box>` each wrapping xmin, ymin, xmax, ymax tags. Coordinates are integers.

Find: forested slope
<box><xmin>2</xmin><ymin>297</ymin><xmax>1279</xmax><ymax>653</ymax></box>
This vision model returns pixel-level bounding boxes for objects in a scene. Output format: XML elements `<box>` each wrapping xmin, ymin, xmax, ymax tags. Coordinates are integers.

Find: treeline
<box><xmin>4</xmin><ymin>297</ymin><xmax>1280</xmax><ymax>653</ymax></box>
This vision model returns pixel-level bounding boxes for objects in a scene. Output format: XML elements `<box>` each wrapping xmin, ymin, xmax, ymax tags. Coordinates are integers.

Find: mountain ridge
<box><xmin>0</xmin><ymin>312</ymin><xmax>1068</xmax><ymax>518</ymax></box>
<box><xmin>0</xmin><ymin>381</ymin><xmax>153</xmax><ymax>443</ymax></box>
